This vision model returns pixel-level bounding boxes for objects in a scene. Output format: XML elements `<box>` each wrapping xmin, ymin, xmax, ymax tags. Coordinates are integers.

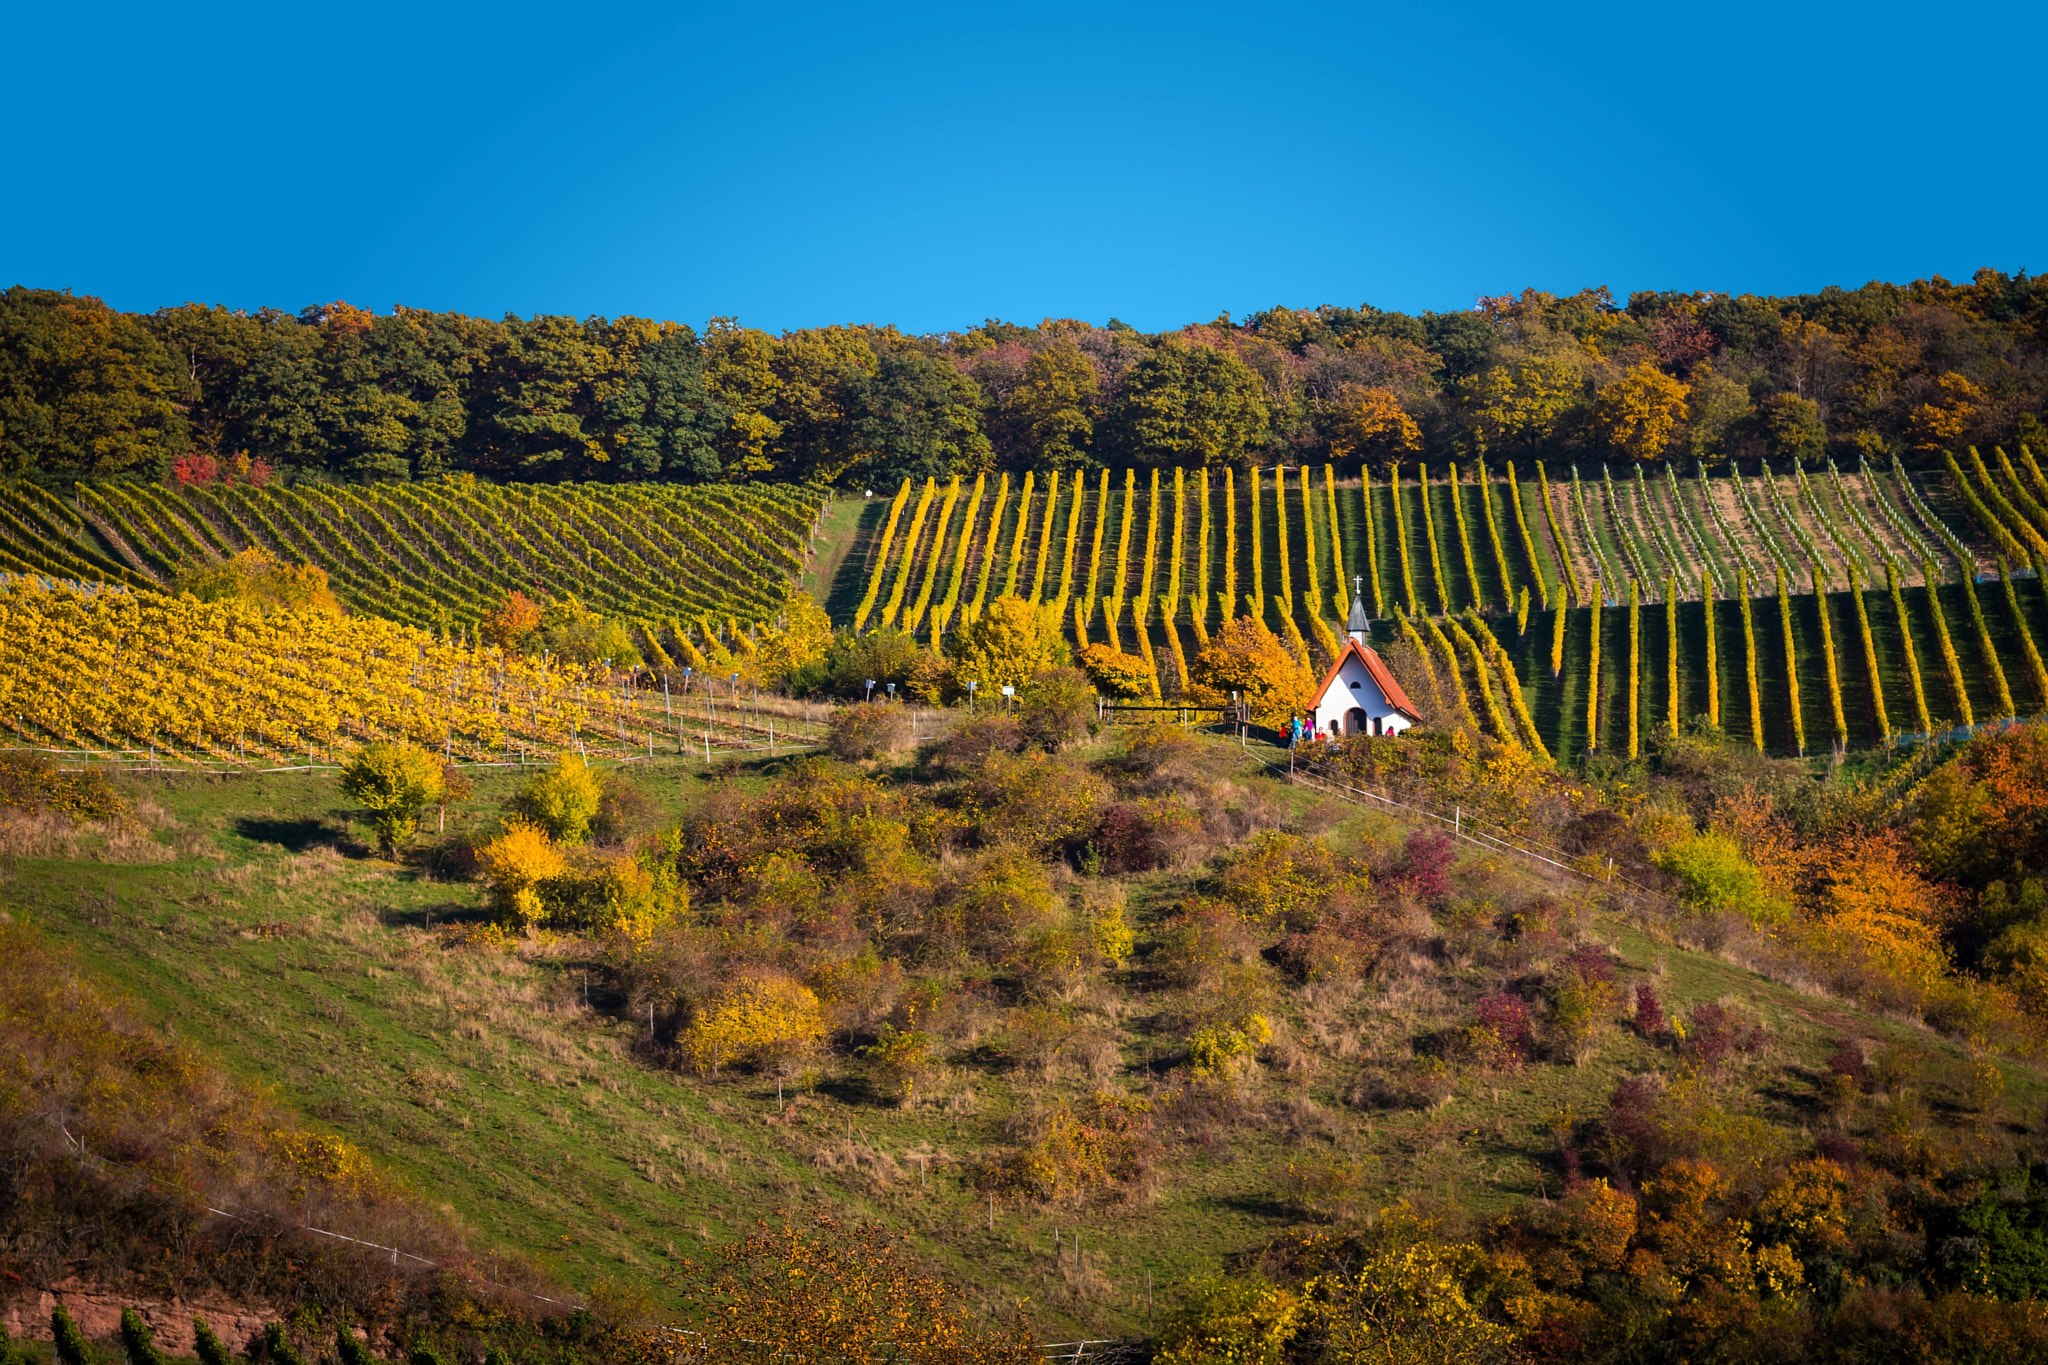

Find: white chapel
<box><xmin>1307</xmin><ymin>593</ymin><xmax>1422</xmax><ymax>738</ymax></box>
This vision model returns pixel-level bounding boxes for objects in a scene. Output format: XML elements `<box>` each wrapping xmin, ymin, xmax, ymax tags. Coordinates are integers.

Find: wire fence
<box><xmin>1272</xmin><ymin>755</ymin><xmax>1678</xmax><ymax>910</ymax></box>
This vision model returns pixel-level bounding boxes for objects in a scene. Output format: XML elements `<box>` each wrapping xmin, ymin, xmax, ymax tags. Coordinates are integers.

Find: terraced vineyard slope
<box><xmin>0</xmin><ymin>479</ymin><xmax>829</xmax><ymax>636</ymax></box>
<box><xmin>0</xmin><ymin>579</ymin><xmax>829</xmax><ymax>766</ymax></box>
<box><xmin>837</xmin><ymin>451</ymin><xmax>2046</xmax><ymax>759</ymax></box>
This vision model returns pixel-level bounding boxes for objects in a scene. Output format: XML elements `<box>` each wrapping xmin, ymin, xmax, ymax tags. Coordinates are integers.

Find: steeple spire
<box><xmin>1346</xmin><ymin>576</ymin><xmax>1371</xmax><ymax>642</ymax></box>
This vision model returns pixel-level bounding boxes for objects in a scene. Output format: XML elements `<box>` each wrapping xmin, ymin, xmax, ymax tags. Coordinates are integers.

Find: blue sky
<box><xmin>5</xmin><ymin>1</ymin><xmax>2042</xmax><ymax>333</ymax></box>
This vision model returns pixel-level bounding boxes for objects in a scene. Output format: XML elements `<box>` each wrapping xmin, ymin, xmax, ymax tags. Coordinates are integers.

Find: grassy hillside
<box><xmin>7</xmin><ymin>736</ymin><xmax>2040</xmax><ymax>1344</ymax></box>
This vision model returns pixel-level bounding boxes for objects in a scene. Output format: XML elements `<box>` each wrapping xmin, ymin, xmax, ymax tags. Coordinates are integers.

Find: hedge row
<box><xmin>1962</xmin><ymin>569</ymin><xmax>2017</xmax><ymax>718</ymax></box>
<box><xmin>1028</xmin><ymin>470</ymin><xmax>1060</xmax><ymax>602</ymax></box>
<box><xmin>1968</xmin><ymin>447</ymin><xmax>2048</xmax><ymax>563</ymax></box>
<box><xmin>1450</xmin><ymin>464</ymin><xmax>1484</xmax><ymax>612</ymax></box>
<box><xmin>1848</xmin><ymin>568</ymin><xmax>1891</xmax><ymax>739</ymax></box>
<box><xmin>1506</xmin><ymin>462</ymin><xmax>1552</xmax><ymax>608</ymax></box>
<box><xmin>1893</xmin><ymin>455</ymin><xmax>1974</xmax><ymax>577</ymax></box>
<box><xmin>1419</xmin><ymin>466</ymin><xmax>1452</xmax><ymax>614</ymax></box>
<box><xmin>1477</xmin><ymin>462</ymin><xmax>1513</xmax><ymax>611</ymax></box>
<box><xmin>878</xmin><ymin>477</ymin><xmax>938</xmax><ymax>628</ymax></box>
<box><xmin>1393</xmin><ymin>604</ymin><xmax>1438</xmax><ymax>696</ymax></box>
<box><xmin>1668</xmin><ymin>464</ymin><xmax>1727</xmax><ymax>598</ymax></box>
<box><xmin>1920</xmin><ymin>558</ymin><xmax>1972</xmax><ymax>727</ymax></box>
<box><xmin>1858</xmin><ymin>456</ymin><xmax>1939</xmax><ymax>569</ymax></box>
<box><xmin>2000</xmin><ymin>558</ymin><xmax>2048</xmax><ymax>710</ymax></box>
<box><xmin>851</xmin><ymin>477</ymin><xmax>914</xmax><ymax>632</ymax></box>
<box><xmin>1362</xmin><ymin>469</ymin><xmax>1383</xmax><ymax>616</ymax></box>
<box><xmin>1550</xmin><ymin>591</ymin><xmax>1568</xmax><ymax>678</ymax></box>
<box><xmin>1698</xmin><ymin>460</ymin><xmax>1765</xmax><ymax>586</ymax></box>
<box><xmin>1447</xmin><ymin>615</ymin><xmax>1514</xmax><ymax>750</ymax></box>
<box><xmin>965</xmin><ymin>470</ymin><xmax>1010</xmax><ymax>624</ymax></box>
<box><xmin>1666</xmin><ymin>576</ymin><xmax>1680</xmax><ymax>732</ymax></box>
<box><xmin>1538</xmin><ymin>463</ymin><xmax>1580</xmax><ymax>607</ymax></box>
<box><xmin>1627</xmin><ymin>578</ymin><xmax>1641</xmax><ymax>760</ymax></box>
<box><xmin>1585</xmin><ymin>597</ymin><xmax>1602</xmax><ymax>755</ymax></box>
<box><xmin>1635</xmin><ymin>465</ymin><xmax>1690</xmax><ymax>593</ymax></box>
<box><xmin>1391</xmin><ymin>463</ymin><xmax>1419</xmax><ymax>616</ymax></box>
<box><xmin>1777</xmin><ymin>567</ymin><xmax>1805</xmax><ymax>755</ymax></box>
<box><xmin>902</xmin><ymin>475</ymin><xmax>961</xmax><ymax>633</ymax></box>
<box><xmin>1737</xmin><ymin>570</ymin><xmax>1762</xmax><ymax>751</ymax></box>
<box><xmin>1700</xmin><ymin>569</ymin><xmax>1720</xmax><ymax>730</ymax></box>
<box><xmin>1134</xmin><ymin>468</ymin><xmax>1161</xmax><ymax>625</ymax></box>
<box><xmin>928</xmin><ymin>472</ymin><xmax>985</xmax><ymax>638</ymax></box>
<box><xmin>1603</xmin><ymin>465</ymin><xmax>1657</xmax><ymax>593</ymax></box>
<box><xmin>1885</xmin><ymin>562</ymin><xmax>1935</xmax><ymax>734</ymax></box>
<box><xmin>1821</xmin><ymin>459</ymin><xmax>1895</xmax><ymax>576</ymax></box>
<box><xmin>1468</xmin><ymin>609</ymin><xmax>1551</xmax><ymax>761</ymax></box>
<box><xmin>1813</xmin><ymin>565</ymin><xmax>1847</xmax><ymax>743</ymax></box>
<box><xmin>1270</xmin><ymin>467</ymin><xmax>1292</xmax><ymax>611</ymax></box>
<box><xmin>1323</xmin><ymin>465</ymin><xmax>1348</xmax><ymax>614</ymax></box>
<box><xmin>1947</xmin><ymin>450</ymin><xmax>2034</xmax><ymax>569</ymax></box>
<box><xmin>1418</xmin><ymin>610</ymin><xmax>1476</xmax><ymax>730</ymax></box>
<box><xmin>1000</xmin><ymin>470</ymin><xmax>1035</xmax><ymax>598</ymax></box>
<box><xmin>1219</xmin><ymin>467</ymin><xmax>1236</xmax><ymax>622</ymax></box>
<box><xmin>1053</xmin><ymin>470</ymin><xmax>1086</xmax><ymax>612</ymax></box>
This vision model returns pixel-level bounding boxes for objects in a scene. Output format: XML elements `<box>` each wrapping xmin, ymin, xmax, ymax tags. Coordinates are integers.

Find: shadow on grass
<box><xmin>234</xmin><ymin>815</ymin><xmax>334</xmax><ymax>851</ymax></box>
<box><xmin>380</xmin><ymin>899</ymin><xmax>490</xmax><ymax>930</ymax></box>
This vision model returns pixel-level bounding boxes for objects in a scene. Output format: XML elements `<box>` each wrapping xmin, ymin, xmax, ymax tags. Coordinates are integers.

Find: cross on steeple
<box><xmin>1345</xmin><ymin>576</ymin><xmax>1371</xmax><ymax>641</ymax></box>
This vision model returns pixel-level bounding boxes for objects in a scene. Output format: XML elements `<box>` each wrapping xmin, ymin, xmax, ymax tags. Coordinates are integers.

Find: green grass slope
<box><xmin>6</xmin><ymin>739</ymin><xmax>2040</xmax><ymax>1343</ymax></box>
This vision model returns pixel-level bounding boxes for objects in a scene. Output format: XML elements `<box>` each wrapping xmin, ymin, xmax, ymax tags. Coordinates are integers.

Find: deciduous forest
<box><xmin>5</xmin><ymin>271</ymin><xmax>2046</xmax><ymax>485</ymax></box>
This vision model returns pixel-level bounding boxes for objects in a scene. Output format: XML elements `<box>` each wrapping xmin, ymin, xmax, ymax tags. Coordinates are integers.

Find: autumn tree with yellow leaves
<box><xmin>1591</xmin><ymin>362</ymin><xmax>1690</xmax><ymax>459</ymax></box>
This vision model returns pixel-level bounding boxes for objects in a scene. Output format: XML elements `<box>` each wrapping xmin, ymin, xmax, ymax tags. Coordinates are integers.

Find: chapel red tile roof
<box><xmin>1310</xmin><ymin>637</ymin><xmax>1421</xmax><ymax>722</ymax></box>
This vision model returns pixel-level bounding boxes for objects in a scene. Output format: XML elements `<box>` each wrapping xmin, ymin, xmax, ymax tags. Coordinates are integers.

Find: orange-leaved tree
<box><xmin>1325</xmin><ymin>383</ymin><xmax>1422</xmax><ymax>461</ymax></box>
<box><xmin>1077</xmin><ymin>642</ymin><xmax>1153</xmax><ymax>699</ymax></box>
<box><xmin>482</xmin><ymin>589</ymin><xmax>543</xmax><ymax>651</ymax></box>
<box><xmin>658</xmin><ymin>1218</ymin><xmax>1037</xmax><ymax>1365</ymax></box>
<box><xmin>1190</xmin><ymin>616</ymin><xmax>1314</xmax><ymax>724</ymax></box>
<box><xmin>1908</xmin><ymin>371</ymin><xmax>1986</xmax><ymax>450</ymax></box>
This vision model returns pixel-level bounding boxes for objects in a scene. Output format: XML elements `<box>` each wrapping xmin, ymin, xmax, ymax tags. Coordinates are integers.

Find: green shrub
<box><xmin>1154</xmin><ymin>1276</ymin><xmax>1302</xmax><ymax>1365</ymax></box>
<box><xmin>1019</xmin><ymin>666</ymin><xmax>1096</xmax><ymax>751</ymax></box>
<box><xmin>53</xmin><ymin>1307</ymin><xmax>91</xmax><ymax>1365</ymax></box>
<box><xmin>263</xmin><ymin>1323</ymin><xmax>308</xmax><ymax>1365</ymax></box>
<box><xmin>1654</xmin><ymin>831</ymin><xmax>1785</xmax><ymax>924</ymax></box>
<box><xmin>824</xmin><ymin>704</ymin><xmax>911</xmax><ymax>761</ymax></box>
<box><xmin>1187</xmin><ymin>1013</ymin><xmax>1273</xmax><ymax>1078</ymax></box>
<box><xmin>512</xmin><ymin>752</ymin><xmax>603</xmax><ymax>843</ymax></box>
<box><xmin>340</xmin><ymin>741</ymin><xmax>445</xmax><ymax>853</ymax></box>
<box><xmin>120</xmin><ymin>1309</ymin><xmax>169</xmax><ymax>1365</ymax></box>
<box><xmin>193</xmin><ymin>1319</ymin><xmax>232</xmax><ymax>1365</ymax></box>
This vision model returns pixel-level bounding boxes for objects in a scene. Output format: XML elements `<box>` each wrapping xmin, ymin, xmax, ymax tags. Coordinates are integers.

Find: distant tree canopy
<box><xmin>5</xmin><ymin>271</ymin><xmax>2048</xmax><ymax>486</ymax></box>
